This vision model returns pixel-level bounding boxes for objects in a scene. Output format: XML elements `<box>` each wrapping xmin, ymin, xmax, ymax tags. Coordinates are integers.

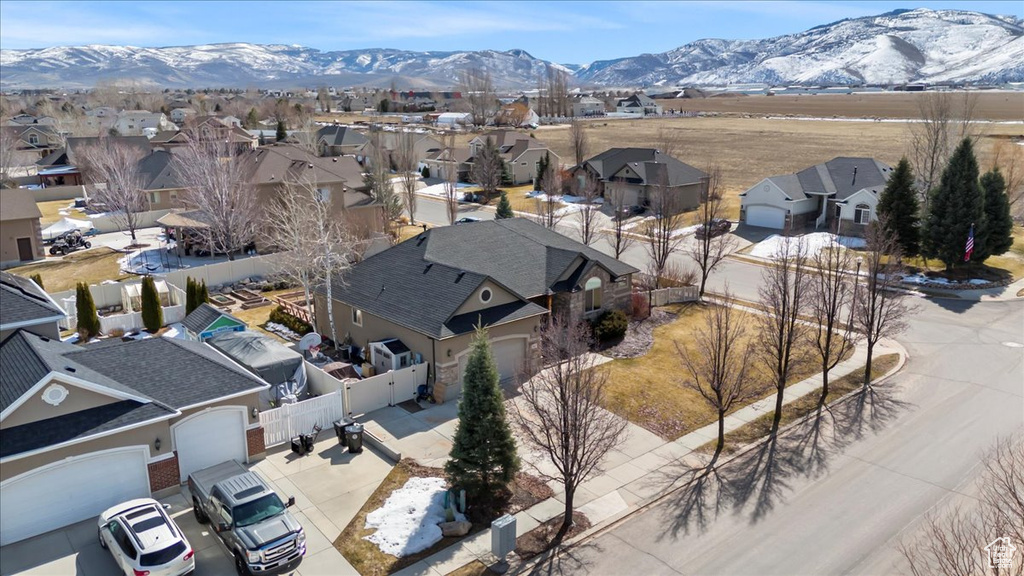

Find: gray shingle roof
<box><xmin>582</xmin><ymin>148</ymin><xmax>706</xmax><ymax>187</ymax></box>
<box><xmin>182</xmin><ymin>303</ymin><xmax>243</xmax><ymax>335</ymax></box>
<box><xmin>0</xmin><ymin>271</ymin><xmax>65</xmax><ymax>330</ymax></box>
<box><xmin>138</xmin><ymin>149</ymin><xmax>184</xmax><ymax>190</ymax></box>
<box><xmin>322</xmin><ymin>218</ymin><xmax>635</xmax><ymax>339</ymax></box>
<box><xmin>317</xmin><ymin>125</ymin><xmax>368</xmax><ymax>148</ymax></box>
<box><xmin>760</xmin><ymin>157</ymin><xmax>893</xmax><ymax>202</ymax></box>
<box><xmin>0</xmin><ymin>401</ymin><xmax>174</xmax><ymax>458</ymax></box>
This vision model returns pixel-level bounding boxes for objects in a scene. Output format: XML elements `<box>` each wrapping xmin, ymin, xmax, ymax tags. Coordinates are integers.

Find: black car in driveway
<box><xmin>696</xmin><ymin>218</ymin><xmax>732</xmax><ymax>239</ymax></box>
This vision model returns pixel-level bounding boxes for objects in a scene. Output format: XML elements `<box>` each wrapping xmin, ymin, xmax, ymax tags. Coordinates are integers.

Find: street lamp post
<box><xmin>848</xmin><ymin>256</ymin><xmax>864</xmax><ymax>330</ymax></box>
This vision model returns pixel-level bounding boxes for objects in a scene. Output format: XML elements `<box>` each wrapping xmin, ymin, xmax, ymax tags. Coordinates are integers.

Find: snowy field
<box><xmin>363</xmin><ymin>477</ymin><xmax>465</xmax><ymax>557</ymax></box>
<box><xmin>750</xmin><ymin>232</ymin><xmax>866</xmax><ymax>259</ymax></box>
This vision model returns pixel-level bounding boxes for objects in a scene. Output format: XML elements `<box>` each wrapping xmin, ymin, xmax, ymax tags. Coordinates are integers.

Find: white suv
<box><xmin>98</xmin><ymin>498</ymin><xmax>196</xmax><ymax>576</ymax></box>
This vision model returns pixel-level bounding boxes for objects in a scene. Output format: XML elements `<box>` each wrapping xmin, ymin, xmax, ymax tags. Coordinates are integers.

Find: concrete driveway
<box><xmin>0</xmin><ymin>436</ymin><xmax>395</xmax><ymax>576</ymax></box>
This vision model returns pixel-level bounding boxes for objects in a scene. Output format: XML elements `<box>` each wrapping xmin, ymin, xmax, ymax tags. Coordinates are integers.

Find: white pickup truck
<box><xmin>188</xmin><ymin>461</ymin><xmax>305</xmax><ymax>576</ymax></box>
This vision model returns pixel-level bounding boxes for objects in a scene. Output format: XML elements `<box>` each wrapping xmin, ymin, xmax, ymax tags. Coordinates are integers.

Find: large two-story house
<box><xmin>572</xmin><ymin>148</ymin><xmax>708</xmax><ymax>214</ymax></box>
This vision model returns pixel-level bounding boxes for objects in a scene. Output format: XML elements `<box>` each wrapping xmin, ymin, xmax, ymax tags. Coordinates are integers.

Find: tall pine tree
<box><xmin>185</xmin><ymin>277</ymin><xmax>198</xmax><ymax>315</ymax></box>
<box><xmin>141</xmin><ymin>276</ymin><xmax>163</xmax><ymax>333</ymax></box>
<box><xmin>534</xmin><ymin>153</ymin><xmax>548</xmax><ymax>191</ymax></box>
<box><xmin>976</xmin><ymin>167</ymin><xmax>1014</xmax><ymax>262</ymax></box>
<box><xmin>198</xmin><ymin>280</ymin><xmax>209</xmax><ymax>305</ymax></box>
<box><xmin>495</xmin><ymin>191</ymin><xmax>514</xmax><ymax>219</ymax></box>
<box><xmin>445</xmin><ymin>326</ymin><xmax>519</xmax><ymax>513</ymax></box>
<box><xmin>275</xmin><ymin>119</ymin><xmax>287</xmax><ymax>142</ymax></box>
<box><xmin>876</xmin><ymin>157</ymin><xmax>920</xmax><ymax>256</ymax></box>
<box><xmin>922</xmin><ymin>138</ymin><xmax>984</xmax><ymax>270</ymax></box>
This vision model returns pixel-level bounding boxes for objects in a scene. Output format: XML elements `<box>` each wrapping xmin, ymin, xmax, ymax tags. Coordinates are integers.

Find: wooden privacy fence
<box><xmin>258</xmin><ymin>390</ymin><xmax>344</xmax><ymax>447</ymax></box>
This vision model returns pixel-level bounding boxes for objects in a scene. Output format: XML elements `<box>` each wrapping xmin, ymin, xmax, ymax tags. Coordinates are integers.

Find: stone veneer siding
<box><xmin>554</xmin><ymin>269</ymin><xmax>632</xmax><ymax>323</ymax></box>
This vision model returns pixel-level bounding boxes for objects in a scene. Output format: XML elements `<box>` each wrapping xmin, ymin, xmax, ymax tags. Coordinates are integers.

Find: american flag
<box><xmin>964</xmin><ymin>224</ymin><xmax>974</xmax><ymax>262</ymax></box>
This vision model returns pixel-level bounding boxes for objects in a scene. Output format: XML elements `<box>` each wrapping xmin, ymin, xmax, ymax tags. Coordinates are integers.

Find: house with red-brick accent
<box><xmin>0</xmin><ymin>331</ymin><xmax>269</xmax><ymax>546</ymax></box>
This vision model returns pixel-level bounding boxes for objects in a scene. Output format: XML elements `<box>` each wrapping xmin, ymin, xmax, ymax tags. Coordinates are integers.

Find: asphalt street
<box><xmin>415</xmin><ymin>195</ymin><xmax>1024</xmax><ymax>575</ymax></box>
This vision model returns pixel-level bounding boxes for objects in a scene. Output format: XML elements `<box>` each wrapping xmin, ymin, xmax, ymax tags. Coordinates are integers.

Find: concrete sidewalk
<box><xmin>387</xmin><ymin>339</ymin><xmax>901</xmax><ymax>576</ymax></box>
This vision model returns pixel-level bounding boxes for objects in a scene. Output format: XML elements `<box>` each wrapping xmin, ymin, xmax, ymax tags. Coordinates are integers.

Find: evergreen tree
<box><xmin>922</xmin><ymin>138</ymin><xmax>985</xmax><ymax>270</ymax></box>
<box><xmin>445</xmin><ymin>326</ymin><xmax>520</xmax><ymax>512</ymax></box>
<box><xmin>876</xmin><ymin>157</ymin><xmax>921</xmax><ymax>256</ymax></box>
<box><xmin>275</xmin><ymin>119</ymin><xmax>287</xmax><ymax>142</ymax></box>
<box><xmin>976</xmin><ymin>167</ymin><xmax>1014</xmax><ymax>261</ymax></box>
<box><xmin>245</xmin><ymin>108</ymin><xmax>259</xmax><ymax>130</ymax></box>
<box><xmin>185</xmin><ymin>277</ymin><xmax>197</xmax><ymax>315</ymax></box>
<box><xmin>75</xmin><ymin>282</ymin><xmax>100</xmax><ymax>341</ymax></box>
<box><xmin>198</xmin><ymin>280</ymin><xmax>209</xmax><ymax>305</ymax></box>
<box><xmin>534</xmin><ymin>153</ymin><xmax>547</xmax><ymax>191</ymax></box>
<box><xmin>140</xmin><ymin>276</ymin><xmax>163</xmax><ymax>333</ymax></box>
<box><xmin>495</xmin><ymin>191</ymin><xmax>514</xmax><ymax>219</ymax></box>
<box><xmin>214</xmin><ymin>102</ymin><xmax>222</xmax><ymax>113</ymax></box>
<box><xmin>29</xmin><ymin>274</ymin><xmax>44</xmax><ymax>291</ymax></box>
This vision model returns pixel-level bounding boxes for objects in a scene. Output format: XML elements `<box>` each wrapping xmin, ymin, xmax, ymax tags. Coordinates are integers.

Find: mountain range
<box><xmin>1</xmin><ymin>8</ymin><xmax>1021</xmax><ymax>89</ymax></box>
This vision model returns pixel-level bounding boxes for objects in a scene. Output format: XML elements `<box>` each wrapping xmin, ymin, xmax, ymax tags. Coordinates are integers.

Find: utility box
<box><xmin>491</xmin><ymin>514</ymin><xmax>516</xmax><ymax>561</ymax></box>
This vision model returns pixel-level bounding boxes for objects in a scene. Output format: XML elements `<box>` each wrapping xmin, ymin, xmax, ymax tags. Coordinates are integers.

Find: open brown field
<box><xmin>532</xmin><ymin>116</ymin><xmax>1023</xmax><ymax>220</ymax></box>
<box><xmin>655</xmin><ymin>92</ymin><xmax>1024</xmax><ymax>121</ymax></box>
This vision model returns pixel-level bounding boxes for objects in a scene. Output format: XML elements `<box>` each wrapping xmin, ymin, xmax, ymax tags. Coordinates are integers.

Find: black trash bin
<box><xmin>333</xmin><ymin>420</ymin><xmax>348</xmax><ymax>448</ymax></box>
<box><xmin>345</xmin><ymin>423</ymin><xmax>364</xmax><ymax>453</ymax></box>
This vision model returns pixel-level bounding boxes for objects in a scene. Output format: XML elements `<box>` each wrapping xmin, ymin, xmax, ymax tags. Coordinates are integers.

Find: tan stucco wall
<box><xmin>0</xmin><ymin>218</ymin><xmax>43</xmax><ymax>266</ymax></box>
<box><xmin>451</xmin><ymin>280</ymin><xmax>519</xmax><ymax>316</ymax></box>
<box><xmin>1</xmin><ymin>420</ymin><xmax>167</xmax><ymax>482</ymax></box>
<box><xmin>435</xmin><ymin>315</ymin><xmax>542</xmax><ymax>363</ymax></box>
<box><xmin>172</xmin><ymin>393</ymin><xmax>262</xmax><ymax>431</ymax></box>
<box><xmin>1</xmin><ymin>379</ymin><xmax>121</xmax><ymax>430</ymax></box>
<box><xmin>314</xmin><ymin>295</ymin><xmax>437</xmax><ymax>369</ymax></box>
<box><xmin>146</xmin><ymin>188</ymin><xmax>186</xmax><ymax>211</ymax></box>
<box><xmin>507</xmin><ymin>149</ymin><xmax>556</xmax><ymax>185</ymax></box>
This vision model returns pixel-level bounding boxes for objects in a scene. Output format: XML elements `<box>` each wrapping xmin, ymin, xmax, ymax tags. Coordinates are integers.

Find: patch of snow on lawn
<box><xmin>750</xmin><ymin>233</ymin><xmax>865</xmax><ymax>259</ymax></box>
<box><xmin>364</xmin><ymin>477</ymin><xmax>465</xmax><ymax>557</ymax></box>
<box><xmin>901</xmin><ymin>273</ymin><xmax>991</xmax><ymax>287</ymax></box>
<box><xmin>162</xmin><ymin>322</ymin><xmax>186</xmax><ymax>339</ymax></box>
<box><xmin>418</xmin><ymin>182</ymin><xmax>473</xmax><ymax>198</ymax></box>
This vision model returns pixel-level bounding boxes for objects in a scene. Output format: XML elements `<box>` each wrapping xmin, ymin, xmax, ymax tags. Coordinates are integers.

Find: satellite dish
<box><xmin>298</xmin><ymin>333</ymin><xmax>322</xmax><ymax>352</ymax></box>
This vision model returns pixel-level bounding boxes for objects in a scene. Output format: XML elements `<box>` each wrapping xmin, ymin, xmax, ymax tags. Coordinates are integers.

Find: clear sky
<box><xmin>1</xmin><ymin>1</ymin><xmax>1021</xmax><ymax>64</ymax></box>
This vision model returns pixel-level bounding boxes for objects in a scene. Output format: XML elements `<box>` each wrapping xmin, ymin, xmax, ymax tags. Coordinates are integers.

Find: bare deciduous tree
<box><xmin>656</xmin><ymin>127</ymin><xmax>686</xmax><ymax>159</ymax></box>
<box><xmin>442</xmin><ymin>131</ymin><xmax>460</xmax><ymax>225</ymax></box>
<box><xmin>458</xmin><ymin>67</ymin><xmax>496</xmax><ymax>126</ymax></box>
<box><xmin>908</xmin><ymin>92</ymin><xmax>978</xmax><ymax>210</ymax></box>
<box><xmin>755</xmin><ymin>236</ymin><xmax>811</xmax><ymax>436</ymax></box>
<box><xmin>605</xmin><ymin>183</ymin><xmax>636</xmax><ymax>259</ymax></box>
<box><xmin>855</xmin><ymin>217</ymin><xmax>913</xmax><ymax>387</ymax></box>
<box><xmin>574</xmin><ymin>173</ymin><xmax>600</xmax><ymax>246</ymax></box>
<box><xmin>364</xmin><ymin>131</ymin><xmax>402</xmax><ymax>238</ymax></box>
<box><xmin>810</xmin><ymin>235</ymin><xmax>858</xmax><ymax>405</ymax></box>
<box><xmin>0</xmin><ymin>127</ymin><xmax>20</xmax><ymax>186</ymax></box>
<box><xmin>470</xmin><ymin>136</ymin><xmax>503</xmax><ymax>200</ymax></box>
<box><xmin>264</xmin><ymin>177</ymin><xmax>360</xmax><ymax>337</ymax></box>
<box><xmin>510</xmin><ymin>314</ymin><xmax>627</xmax><ymax>542</ymax></box>
<box><xmin>395</xmin><ymin>132</ymin><xmax>419</xmax><ymax>224</ymax></box>
<box><xmin>536</xmin><ymin>164</ymin><xmax>563</xmax><ymax>229</ymax></box>
<box><xmin>77</xmin><ymin>140</ymin><xmax>148</xmax><ymax>242</ymax></box>
<box><xmin>173</xmin><ymin>137</ymin><xmax>259</xmax><ymax>260</ymax></box>
<box><xmin>643</xmin><ymin>177</ymin><xmax>687</xmax><ymax>284</ymax></box>
<box><xmin>899</xmin><ymin>435</ymin><xmax>1024</xmax><ymax>576</ymax></box>
<box><xmin>687</xmin><ymin>166</ymin><xmax>735</xmax><ymax>298</ymax></box>
<box><xmin>677</xmin><ymin>291</ymin><xmax>755</xmax><ymax>464</ymax></box>
<box><xmin>569</xmin><ymin>118</ymin><xmax>589</xmax><ymax>167</ymax></box>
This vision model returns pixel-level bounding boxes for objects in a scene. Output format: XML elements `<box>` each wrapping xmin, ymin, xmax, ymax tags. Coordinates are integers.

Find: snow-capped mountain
<box><xmin>576</xmin><ymin>9</ymin><xmax>1024</xmax><ymax>86</ymax></box>
<box><xmin>1</xmin><ymin>8</ymin><xmax>1020</xmax><ymax>89</ymax></box>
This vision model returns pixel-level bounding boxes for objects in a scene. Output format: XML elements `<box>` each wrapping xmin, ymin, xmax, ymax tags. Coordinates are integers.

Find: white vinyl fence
<box><xmin>56</xmin><ymin>281</ymin><xmax>186</xmax><ymax>334</ymax></box>
<box><xmin>161</xmin><ymin>253</ymin><xmax>283</xmax><ymax>289</ymax></box>
<box><xmin>306</xmin><ymin>360</ymin><xmax>429</xmax><ymax>417</ymax></box>
<box><xmin>259</xmin><ymin>390</ymin><xmax>345</xmax><ymax>447</ymax></box>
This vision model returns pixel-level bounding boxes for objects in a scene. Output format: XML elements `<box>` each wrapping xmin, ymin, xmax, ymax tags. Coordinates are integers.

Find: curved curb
<box><xmin>516</xmin><ymin>341</ymin><xmax>911</xmax><ymax>573</ymax></box>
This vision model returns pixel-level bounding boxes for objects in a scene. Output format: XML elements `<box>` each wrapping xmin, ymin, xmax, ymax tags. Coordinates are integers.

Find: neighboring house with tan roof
<box><xmin>0</xmin><ymin>190</ymin><xmax>44</xmax><ymax>268</ymax></box>
<box><xmin>242</xmin><ymin>144</ymin><xmax>382</xmax><ymax>237</ymax></box>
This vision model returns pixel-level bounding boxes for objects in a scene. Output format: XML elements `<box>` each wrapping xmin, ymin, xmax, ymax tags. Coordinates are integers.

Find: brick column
<box><xmin>247</xmin><ymin>427</ymin><xmax>266</xmax><ymax>459</ymax></box>
<box><xmin>148</xmin><ymin>455</ymin><xmax>181</xmax><ymax>492</ymax></box>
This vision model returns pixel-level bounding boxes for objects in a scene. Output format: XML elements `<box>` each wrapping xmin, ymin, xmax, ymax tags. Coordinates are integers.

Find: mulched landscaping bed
<box><xmin>601</xmin><ymin>307</ymin><xmax>679</xmax><ymax>359</ymax></box>
<box><xmin>515</xmin><ymin>512</ymin><xmax>592</xmax><ymax>561</ymax></box>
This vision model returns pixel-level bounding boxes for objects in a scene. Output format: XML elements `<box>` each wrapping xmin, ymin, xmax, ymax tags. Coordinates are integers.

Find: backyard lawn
<box><xmin>600</xmin><ymin>303</ymin><xmax>852</xmax><ymax>440</ymax></box>
<box><xmin>10</xmin><ymin>247</ymin><xmax>130</xmax><ymax>292</ymax></box>
<box><xmin>36</xmin><ymin>199</ymin><xmax>76</xmax><ymax>226</ymax></box>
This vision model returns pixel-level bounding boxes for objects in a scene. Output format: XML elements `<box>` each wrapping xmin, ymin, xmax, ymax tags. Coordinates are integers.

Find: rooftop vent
<box><xmin>64</xmin><ymin>366</ymin><xmax>76</xmax><ymax>373</ymax></box>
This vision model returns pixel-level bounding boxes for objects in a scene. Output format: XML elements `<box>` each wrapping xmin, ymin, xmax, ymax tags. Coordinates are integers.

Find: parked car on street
<box><xmin>696</xmin><ymin>218</ymin><xmax>732</xmax><ymax>239</ymax></box>
<box><xmin>454</xmin><ymin>217</ymin><xmax>482</xmax><ymax>225</ymax></box>
<box><xmin>189</xmin><ymin>460</ymin><xmax>305</xmax><ymax>576</ymax></box>
<box><xmin>98</xmin><ymin>498</ymin><xmax>195</xmax><ymax>576</ymax></box>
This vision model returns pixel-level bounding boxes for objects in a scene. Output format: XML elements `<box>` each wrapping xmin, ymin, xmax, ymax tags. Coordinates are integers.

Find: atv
<box><xmin>48</xmin><ymin>232</ymin><xmax>91</xmax><ymax>256</ymax></box>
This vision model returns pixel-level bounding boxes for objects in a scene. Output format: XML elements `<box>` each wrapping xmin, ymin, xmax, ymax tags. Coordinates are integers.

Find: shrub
<box><xmin>421</xmin><ymin>165</ymin><xmax>429</xmax><ymax>178</ymax></box>
<box><xmin>630</xmin><ymin>292</ymin><xmax>650</xmax><ymax>320</ymax></box>
<box><xmin>75</xmin><ymin>282</ymin><xmax>100</xmax><ymax>342</ymax></box>
<box><xmin>268</xmin><ymin>306</ymin><xmax>313</xmax><ymax>335</ymax></box>
<box><xmin>140</xmin><ymin>276</ymin><xmax>163</xmax><ymax>332</ymax></box>
<box><xmin>29</xmin><ymin>274</ymin><xmax>44</xmax><ymax>290</ymax></box>
<box><xmin>592</xmin><ymin>309</ymin><xmax>628</xmax><ymax>343</ymax></box>
<box><xmin>185</xmin><ymin>277</ymin><xmax>198</xmax><ymax>315</ymax></box>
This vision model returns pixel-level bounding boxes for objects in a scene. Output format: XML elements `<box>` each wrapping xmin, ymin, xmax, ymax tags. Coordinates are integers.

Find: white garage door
<box><xmin>745</xmin><ymin>206</ymin><xmax>787</xmax><ymax>229</ymax></box>
<box><xmin>174</xmin><ymin>408</ymin><xmax>247</xmax><ymax>483</ymax></box>
<box><xmin>0</xmin><ymin>447</ymin><xmax>149</xmax><ymax>546</ymax></box>
<box><xmin>459</xmin><ymin>338</ymin><xmax>527</xmax><ymax>389</ymax></box>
